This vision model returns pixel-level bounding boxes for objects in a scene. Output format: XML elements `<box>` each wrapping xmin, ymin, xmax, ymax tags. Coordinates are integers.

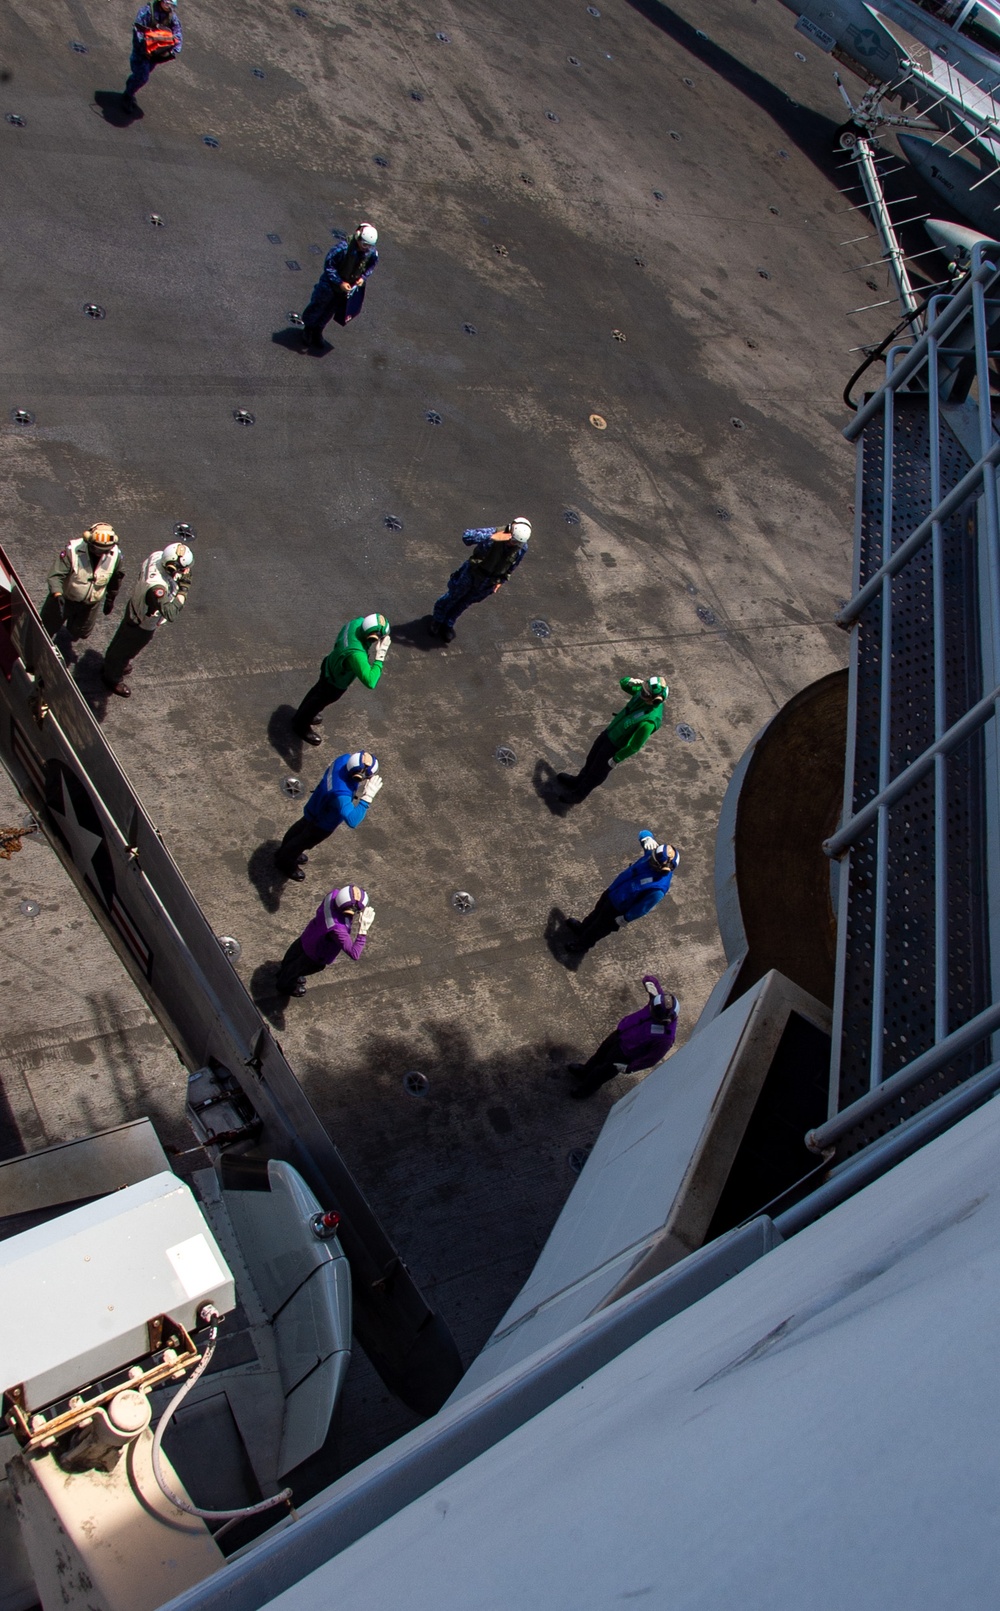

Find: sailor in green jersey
<box><xmin>291</xmin><ymin>612</ymin><xmax>391</xmax><ymax>746</ymax></box>
<box><xmin>557</xmin><ymin>675</ymin><xmax>668</xmax><ymax>802</ymax></box>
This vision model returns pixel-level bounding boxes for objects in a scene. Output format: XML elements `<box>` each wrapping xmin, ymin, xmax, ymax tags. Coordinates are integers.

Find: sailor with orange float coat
<box><xmin>41</xmin><ymin>524</ymin><xmax>125</xmax><ymax>645</ymax></box>
<box><xmin>121</xmin><ymin>0</ymin><xmax>182</xmax><ymax>115</ymax></box>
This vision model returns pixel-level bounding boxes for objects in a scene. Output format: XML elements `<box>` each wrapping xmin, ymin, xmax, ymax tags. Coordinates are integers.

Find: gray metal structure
<box><xmin>842</xmin><ymin>133</ymin><xmax>923</xmax><ymax>321</ymax></box>
<box><xmin>158</xmin><ymin>1089</ymin><xmax>1000</xmax><ymax>1611</ymax></box>
<box><xmin>0</xmin><ymin>1132</ymin><xmax>353</xmax><ymax>1611</ymax></box>
<box><xmin>819</xmin><ymin>243</ymin><xmax>1000</xmax><ymax>1154</ymax></box>
<box><xmin>0</xmin><ymin>552</ymin><xmax>461</xmax><ymax>1414</ymax></box>
<box><xmin>0</xmin><ymin>1171</ymin><xmax>234</xmax><ymax>1412</ymax></box>
<box><xmin>447</xmin><ymin>970</ymin><xmax>828</xmax><ymax>1402</ymax></box>
<box><xmin>188</xmin><ymin>1160</ymin><xmax>352</xmax><ymax>1482</ymax></box>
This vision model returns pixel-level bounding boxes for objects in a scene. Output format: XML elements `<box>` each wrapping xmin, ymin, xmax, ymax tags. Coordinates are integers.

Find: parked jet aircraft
<box><xmin>778</xmin><ymin>0</ymin><xmax>1000</xmax><ymax>93</ymax></box>
<box><xmin>779</xmin><ymin>3</ymin><xmax>1000</xmax><ymax>239</ymax></box>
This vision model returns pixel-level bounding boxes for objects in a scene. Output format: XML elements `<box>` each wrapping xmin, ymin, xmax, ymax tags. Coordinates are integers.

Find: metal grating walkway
<box><xmin>837</xmin><ymin>397</ymin><xmax>990</xmax><ymax>1149</ymax></box>
<box><xmin>809</xmin><ymin>248</ymin><xmax>1000</xmax><ymax>1160</ymax></box>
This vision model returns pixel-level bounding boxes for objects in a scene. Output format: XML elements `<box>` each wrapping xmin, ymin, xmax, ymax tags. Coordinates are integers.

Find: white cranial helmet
<box><xmin>653</xmin><ymin>843</ymin><xmax>680</xmax><ymax>872</ymax></box>
<box><xmin>161</xmin><ymin>542</ymin><xmax>193</xmax><ymax>570</ymax></box>
<box><xmin>510</xmin><ymin>518</ymin><xmax>531</xmax><ymax>544</ymax></box>
<box><xmin>357</xmin><ymin>223</ymin><xmax>378</xmax><ymax>246</ymax></box>
<box><xmin>334</xmin><ymin>884</ymin><xmax>368</xmax><ymax>914</ymax></box>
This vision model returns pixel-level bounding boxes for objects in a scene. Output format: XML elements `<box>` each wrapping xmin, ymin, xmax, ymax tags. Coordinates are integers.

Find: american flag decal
<box><xmin>110</xmin><ymin>892</ymin><xmax>153</xmax><ymax>978</ymax></box>
<box><xmin>11</xmin><ymin>718</ymin><xmax>45</xmax><ymax>796</ymax></box>
<box><xmin>0</xmin><ymin>552</ymin><xmax>17</xmax><ymax>681</ymax></box>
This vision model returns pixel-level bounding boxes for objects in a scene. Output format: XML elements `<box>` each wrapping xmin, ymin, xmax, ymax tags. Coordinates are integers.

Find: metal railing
<box><xmin>824</xmin><ymin>243</ymin><xmax>1000</xmax><ymax>1150</ymax></box>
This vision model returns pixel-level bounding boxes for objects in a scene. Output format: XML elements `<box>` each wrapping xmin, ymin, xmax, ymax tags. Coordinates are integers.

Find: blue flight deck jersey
<box><xmin>303</xmin><ymin>753</ymin><xmax>373</xmax><ymax>833</ymax></box>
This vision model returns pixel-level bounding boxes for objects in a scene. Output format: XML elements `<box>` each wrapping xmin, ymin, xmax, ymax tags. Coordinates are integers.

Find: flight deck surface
<box><xmin>1</xmin><ymin>0</ymin><xmax>865</xmax><ymax>1470</ymax></box>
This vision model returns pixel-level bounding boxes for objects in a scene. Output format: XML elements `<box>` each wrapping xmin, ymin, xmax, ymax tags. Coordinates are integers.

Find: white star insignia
<box><xmin>50</xmin><ymin>771</ymin><xmax>105</xmax><ymax>897</ymax></box>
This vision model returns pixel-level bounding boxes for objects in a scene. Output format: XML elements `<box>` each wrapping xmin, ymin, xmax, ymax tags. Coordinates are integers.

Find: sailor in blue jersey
<box><xmin>275</xmin><ymin>751</ymin><xmax>382</xmax><ymax>880</ymax></box>
<box><xmin>300</xmin><ymin>225</ymin><xmax>379</xmax><ymax>350</ymax></box>
<box><xmin>565</xmin><ymin>831</ymin><xmax>679</xmax><ymax>955</ymax></box>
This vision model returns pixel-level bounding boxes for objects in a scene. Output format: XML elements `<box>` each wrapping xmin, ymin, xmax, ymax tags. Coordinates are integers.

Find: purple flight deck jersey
<box><xmin>300</xmin><ymin>889</ymin><xmax>368</xmax><ymax>967</ymax></box>
<box><xmin>616</xmin><ymin>975</ymin><xmax>678</xmax><ymax>1071</ymax></box>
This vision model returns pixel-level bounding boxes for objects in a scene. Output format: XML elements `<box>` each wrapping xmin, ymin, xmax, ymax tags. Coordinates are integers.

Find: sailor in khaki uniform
<box><xmin>101</xmin><ymin>541</ymin><xmax>192</xmax><ymax>698</ymax></box>
<box><xmin>40</xmin><ymin>524</ymin><xmax>124</xmax><ymax>644</ymax></box>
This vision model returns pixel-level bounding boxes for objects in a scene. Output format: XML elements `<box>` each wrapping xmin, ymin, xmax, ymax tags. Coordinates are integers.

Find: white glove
<box><xmin>374</xmin><ymin>634</ymin><xmax>391</xmax><ymax>663</ymax></box>
<box><xmin>358</xmin><ymin>905</ymin><xmax>375</xmax><ymax>935</ymax></box>
<box><xmin>639</xmin><ymin>834</ymin><xmax>657</xmax><ymax>853</ymax></box>
<box><xmin>360</xmin><ymin>773</ymin><xmax>383</xmax><ymax>803</ymax></box>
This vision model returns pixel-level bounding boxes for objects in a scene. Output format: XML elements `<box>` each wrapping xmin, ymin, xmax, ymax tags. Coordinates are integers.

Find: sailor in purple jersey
<box><xmin>567</xmin><ymin>974</ymin><xmax>679</xmax><ymax>1098</ymax></box>
<box><xmin>275</xmin><ymin>883</ymin><xmax>373</xmax><ymax>997</ymax></box>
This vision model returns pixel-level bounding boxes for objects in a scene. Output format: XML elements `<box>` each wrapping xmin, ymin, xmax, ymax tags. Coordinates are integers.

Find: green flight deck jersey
<box><xmin>320</xmin><ymin>616</ymin><xmax>385</xmax><ymax>691</ymax></box>
<box><xmin>606</xmin><ymin>678</ymin><xmax>666</xmax><ymax>761</ymax></box>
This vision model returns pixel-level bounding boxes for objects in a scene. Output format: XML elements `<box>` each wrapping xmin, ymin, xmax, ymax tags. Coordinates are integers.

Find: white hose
<box><xmin>150</xmin><ymin>1327</ymin><xmax>294</xmax><ymax>1527</ymax></box>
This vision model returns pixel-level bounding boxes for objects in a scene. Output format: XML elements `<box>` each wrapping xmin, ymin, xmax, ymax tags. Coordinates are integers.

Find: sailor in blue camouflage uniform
<box><xmin>427</xmin><ymin>518</ymin><xmax>532</xmax><ymax>642</ymax></box>
<box><xmin>299</xmin><ymin>224</ymin><xmax>379</xmax><ymax>351</ymax></box>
